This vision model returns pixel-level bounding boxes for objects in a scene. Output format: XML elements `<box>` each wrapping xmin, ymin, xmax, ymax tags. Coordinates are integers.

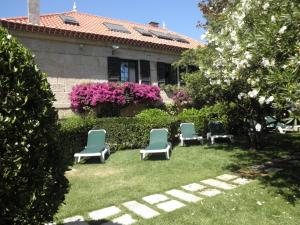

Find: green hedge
<box><xmin>59</xmin><ymin>115</ymin><xmax>178</xmax><ymax>163</ymax></box>
<box><xmin>59</xmin><ymin>103</ymin><xmax>237</xmax><ymax>164</ymax></box>
<box><xmin>177</xmin><ymin>103</ymin><xmax>229</xmax><ymax>135</ymax></box>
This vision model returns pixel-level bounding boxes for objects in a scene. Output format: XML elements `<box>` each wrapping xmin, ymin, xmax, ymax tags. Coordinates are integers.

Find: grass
<box><xmin>55</xmin><ymin>134</ymin><xmax>300</xmax><ymax>225</ymax></box>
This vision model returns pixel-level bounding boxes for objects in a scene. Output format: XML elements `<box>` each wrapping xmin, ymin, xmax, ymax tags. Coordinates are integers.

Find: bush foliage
<box><xmin>59</xmin><ymin>115</ymin><xmax>177</xmax><ymax>163</ymax></box>
<box><xmin>70</xmin><ymin>82</ymin><xmax>162</xmax><ymax>113</ymax></box>
<box><xmin>0</xmin><ymin>28</ymin><xmax>68</xmax><ymax>225</ymax></box>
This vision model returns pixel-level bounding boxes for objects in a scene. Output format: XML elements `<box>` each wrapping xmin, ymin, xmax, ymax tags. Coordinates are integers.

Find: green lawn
<box><xmin>55</xmin><ymin>134</ymin><xmax>300</xmax><ymax>225</ymax></box>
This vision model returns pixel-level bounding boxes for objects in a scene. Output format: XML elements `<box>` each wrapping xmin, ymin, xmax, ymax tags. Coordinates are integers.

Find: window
<box><xmin>157</xmin><ymin>62</ymin><xmax>178</xmax><ymax>86</ymax></box>
<box><xmin>168</xmin><ymin>34</ymin><xmax>190</xmax><ymax>44</ymax></box>
<box><xmin>140</xmin><ymin>60</ymin><xmax>151</xmax><ymax>84</ymax></box>
<box><xmin>149</xmin><ymin>30</ymin><xmax>173</xmax><ymax>40</ymax></box>
<box><xmin>107</xmin><ymin>57</ymin><xmax>138</xmax><ymax>83</ymax></box>
<box><xmin>120</xmin><ymin>62</ymin><xmax>129</xmax><ymax>82</ymax></box>
<box><xmin>134</xmin><ymin>27</ymin><xmax>152</xmax><ymax>37</ymax></box>
<box><xmin>60</xmin><ymin>15</ymin><xmax>79</xmax><ymax>26</ymax></box>
<box><xmin>104</xmin><ymin>22</ymin><xmax>131</xmax><ymax>33</ymax></box>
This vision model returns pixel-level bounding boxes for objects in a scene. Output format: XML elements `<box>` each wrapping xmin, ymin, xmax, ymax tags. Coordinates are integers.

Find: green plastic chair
<box><xmin>180</xmin><ymin>123</ymin><xmax>203</xmax><ymax>146</ymax></box>
<box><xmin>74</xmin><ymin>129</ymin><xmax>110</xmax><ymax>163</ymax></box>
<box><xmin>140</xmin><ymin>129</ymin><xmax>172</xmax><ymax>160</ymax></box>
<box><xmin>207</xmin><ymin>121</ymin><xmax>233</xmax><ymax>144</ymax></box>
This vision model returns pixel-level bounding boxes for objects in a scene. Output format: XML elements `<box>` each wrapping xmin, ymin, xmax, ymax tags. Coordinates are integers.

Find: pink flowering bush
<box><xmin>70</xmin><ymin>82</ymin><xmax>162</xmax><ymax>113</ymax></box>
<box><xmin>172</xmin><ymin>90</ymin><xmax>192</xmax><ymax>107</ymax></box>
<box><xmin>124</xmin><ymin>82</ymin><xmax>161</xmax><ymax>104</ymax></box>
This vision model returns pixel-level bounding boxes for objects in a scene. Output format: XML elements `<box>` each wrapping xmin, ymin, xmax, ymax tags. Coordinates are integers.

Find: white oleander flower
<box><xmin>279</xmin><ymin>26</ymin><xmax>287</xmax><ymax>34</ymax></box>
<box><xmin>244</xmin><ymin>51</ymin><xmax>253</xmax><ymax>60</ymax></box>
<box><xmin>262</xmin><ymin>3</ymin><xmax>270</xmax><ymax>10</ymax></box>
<box><xmin>266</xmin><ymin>96</ymin><xmax>274</xmax><ymax>104</ymax></box>
<box><xmin>271</xmin><ymin>16</ymin><xmax>276</xmax><ymax>23</ymax></box>
<box><xmin>216</xmin><ymin>47</ymin><xmax>224</xmax><ymax>53</ymax></box>
<box><xmin>248</xmin><ymin>89</ymin><xmax>259</xmax><ymax>98</ymax></box>
<box><xmin>255</xmin><ymin>123</ymin><xmax>262</xmax><ymax>132</ymax></box>
<box><xmin>259</xmin><ymin>96</ymin><xmax>266</xmax><ymax>105</ymax></box>
<box><xmin>262</xmin><ymin>58</ymin><xmax>271</xmax><ymax>67</ymax></box>
<box><xmin>7</xmin><ymin>34</ymin><xmax>12</xmax><ymax>39</ymax></box>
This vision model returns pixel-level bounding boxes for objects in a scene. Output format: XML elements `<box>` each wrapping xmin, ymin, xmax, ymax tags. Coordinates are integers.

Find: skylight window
<box><xmin>133</xmin><ymin>27</ymin><xmax>152</xmax><ymax>37</ymax></box>
<box><xmin>149</xmin><ymin>30</ymin><xmax>173</xmax><ymax>40</ymax></box>
<box><xmin>104</xmin><ymin>22</ymin><xmax>131</xmax><ymax>33</ymax></box>
<box><xmin>60</xmin><ymin>15</ymin><xmax>79</xmax><ymax>26</ymax></box>
<box><xmin>168</xmin><ymin>33</ymin><xmax>190</xmax><ymax>44</ymax></box>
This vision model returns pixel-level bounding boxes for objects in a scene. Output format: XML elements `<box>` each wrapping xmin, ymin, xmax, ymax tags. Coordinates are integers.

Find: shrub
<box><xmin>0</xmin><ymin>28</ymin><xmax>68</xmax><ymax>225</ymax></box>
<box><xmin>59</xmin><ymin>115</ymin><xmax>177</xmax><ymax>163</ymax></box>
<box><xmin>136</xmin><ymin>109</ymin><xmax>171</xmax><ymax>123</ymax></box>
<box><xmin>177</xmin><ymin>103</ymin><xmax>229</xmax><ymax>135</ymax></box>
<box><xmin>172</xmin><ymin>90</ymin><xmax>192</xmax><ymax>107</ymax></box>
<box><xmin>124</xmin><ymin>83</ymin><xmax>161</xmax><ymax>104</ymax></box>
<box><xmin>70</xmin><ymin>82</ymin><xmax>162</xmax><ymax>114</ymax></box>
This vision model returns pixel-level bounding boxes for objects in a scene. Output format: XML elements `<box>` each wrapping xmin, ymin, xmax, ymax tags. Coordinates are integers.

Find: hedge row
<box><xmin>59</xmin><ymin>115</ymin><xmax>178</xmax><ymax>163</ymax></box>
<box><xmin>59</xmin><ymin>104</ymin><xmax>235</xmax><ymax>164</ymax></box>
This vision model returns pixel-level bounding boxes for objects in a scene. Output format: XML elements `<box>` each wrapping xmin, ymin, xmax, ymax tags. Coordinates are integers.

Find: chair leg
<box><xmin>74</xmin><ymin>157</ymin><xmax>77</xmax><ymax>164</ymax></box>
<box><xmin>180</xmin><ymin>138</ymin><xmax>184</xmax><ymax>146</ymax></box>
<box><xmin>78</xmin><ymin>156</ymin><xmax>81</xmax><ymax>163</ymax></box>
<box><xmin>211</xmin><ymin>137</ymin><xmax>215</xmax><ymax>144</ymax></box>
<box><xmin>100</xmin><ymin>154</ymin><xmax>105</xmax><ymax>163</ymax></box>
<box><xmin>140</xmin><ymin>153</ymin><xmax>144</xmax><ymax>160</ymax></box>
<box><xmin>166</xmin><ymin>150</ymin><xmax>170</xmax><ymax>160</ymax></box>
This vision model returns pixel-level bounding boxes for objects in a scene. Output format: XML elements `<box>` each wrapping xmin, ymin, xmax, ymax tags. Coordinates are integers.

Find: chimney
<box><xmin>149</xmin><ymin>21</ymin><xmax>159</xmax><ymax>28</ymax></box>
<box><xmin>28</xmin><ymin>0</ymin><xmax>40</xmax><ymax>25</ymax></box>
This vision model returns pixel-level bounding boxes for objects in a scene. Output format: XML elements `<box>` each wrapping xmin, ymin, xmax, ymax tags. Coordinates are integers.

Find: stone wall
<box><xmin>10</xmin><ymin>31</ymin><xmax>180</xmax><ymax>117</ymax></box>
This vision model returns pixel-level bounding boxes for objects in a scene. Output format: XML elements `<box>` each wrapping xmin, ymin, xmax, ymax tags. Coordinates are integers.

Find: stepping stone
<box><xmin>200</xmin><ymin>179</ymin><xmax>237</xmax><ymax>190</ymax></box>
<box><xmin>198</xmin><ymin>189</ymin><xmax>222</xmax><ymax>197</ymax></box>
<box><xmin>232</xmin><ymin>178</ymin><xmax>252</xmax><ymax>185</ymax></box>
<box><xmin>156</xmin><ymin>200</ymin><xmax>186</xmax><ymax>212</ymax></box>
<box><xmin>142</xmin><ymin>194</ymin><xmax>169</xmax><ymax>205</ymax></box>
<box><xmin>166</xmin><ymin>189</ymin><xmax>202</xmax><ymax>203</ymax></box>
<box><xmin>63</xmin><ymin>215</ymin><xmax>88</xmax><ymax>225</ymax></box>
<box><xmin>102</xmin><ymin>214</ymin><xmax>136</xmax><ymax>225</ymax></box>
<box><xmin>182</xmin><ymin>183</ymin><xmax>206</xmax><ymax>192</ymax></box>
<box><xmin>216</xmin><ymin>174</ymin><xmax>238</xmax><ymax>181</ymax></box>
<box><xmin>123</xmin><ymin>201</ymin><xmax>160</xmax><ymax>219</ymax></box>
<box><xmin>89</xmin><ymin>206</ymin><xmax>121</xmax><ymax>220</ymax></box>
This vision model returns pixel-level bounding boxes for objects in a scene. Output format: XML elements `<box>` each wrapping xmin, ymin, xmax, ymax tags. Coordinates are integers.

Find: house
<box><xmin>0</xmin><ymin>0</ymin><xmax>201</xmax><ymax>116</ymax></box>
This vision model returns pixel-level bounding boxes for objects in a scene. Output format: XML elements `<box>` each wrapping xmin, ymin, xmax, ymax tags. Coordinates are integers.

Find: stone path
<box><xmin>49</xmin><ymin>174</ymin><xmax>252</xmax><ymax>225</ymax></box>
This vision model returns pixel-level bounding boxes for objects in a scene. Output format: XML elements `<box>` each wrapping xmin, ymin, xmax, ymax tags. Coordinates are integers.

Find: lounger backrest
<box><xmin>265</xmin><ymin>116</ymin><xmax>277</xmax><ymax>127</ymax></box>
<box><xmin>180</xmin><ymin>123</ymin><xmax>196</xmax><ymax>137</ymax></box>
<box><xmin>149</xmin><ymin>129</ymin><xmax>168</xmax><ymax>146</ymax></box>
<box><xmin>208</xmin><ymin>121</ymin><xmax>226</xmax><ymax>135</ymax></box>
<box><xmin>87</xmin><ymin>130</ymin><xmax>106</xmax><ymax>148</ymax></box>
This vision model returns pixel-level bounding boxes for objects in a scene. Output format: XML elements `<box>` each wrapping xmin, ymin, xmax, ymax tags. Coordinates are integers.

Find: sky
<box><xmin>0</xmin><ymin>0</ymin><xmax>206</xmax><ymax>41</ymax></box>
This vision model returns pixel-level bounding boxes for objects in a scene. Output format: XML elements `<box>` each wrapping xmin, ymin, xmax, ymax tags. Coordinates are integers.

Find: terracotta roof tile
<box><xmin>0</xmin><ymin>11</ymin><xmax>202</xmax><ymax>52</ymax></box>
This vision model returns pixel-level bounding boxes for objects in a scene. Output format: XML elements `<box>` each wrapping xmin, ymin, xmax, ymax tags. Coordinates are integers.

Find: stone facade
<box><xmin>10</xmin><ymin>31</ymin><xmax>180</xmax><ymax>117</ymax></box>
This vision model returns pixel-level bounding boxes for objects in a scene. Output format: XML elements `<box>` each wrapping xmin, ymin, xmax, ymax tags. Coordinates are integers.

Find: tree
<box><xmin>179</xmin><ymin>0</ymin><xmax>300</xmax><ymax>148</ymax></box>
<box><xmin>0</xmin><ymin>28</ymin><xmax>68</xmax><ymax>225</ymax></box>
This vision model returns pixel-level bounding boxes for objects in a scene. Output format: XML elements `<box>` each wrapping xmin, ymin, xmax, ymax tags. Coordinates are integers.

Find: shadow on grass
<box><xmin>209</xmin><ymin>133</ymin><xmax>300</xmax><ymax>204</ymax></box>
<box><xmin>58</xmin><ymin>219</ymin><xmax>122</xmax><ymax>225</ymax></box>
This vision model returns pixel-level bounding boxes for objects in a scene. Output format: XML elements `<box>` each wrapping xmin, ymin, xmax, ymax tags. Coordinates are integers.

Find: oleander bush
<box><xmin>0</xmin><ymin>28</ymin><xmax>68</xmax><ymax>225</ymax></box>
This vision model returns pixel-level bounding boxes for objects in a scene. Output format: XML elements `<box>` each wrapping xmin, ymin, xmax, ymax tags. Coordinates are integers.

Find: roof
<box><xmin>0</xmin><ymin>11</ymin><xmax>202</xmax><ymax>53</ymax></box>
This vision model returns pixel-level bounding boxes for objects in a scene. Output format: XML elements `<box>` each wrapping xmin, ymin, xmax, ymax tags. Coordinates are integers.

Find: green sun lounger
<box><xmin>207</xmin><ymin>121</ymin><xmax>233</xmax><ymax>144</ymax></box>
<box><xmin>140</xmin><ymin>128</ymin><xmax>172</xmax><ymax>160</ymax></box>
<box><xmin>265</xmin><ymin>116</ymin><xmax>294</xmax><ymax>134</ymax></box>
<box><xmin>179</xmin><ymin>123</ymin><xmax>204</xmax><ymax>146</ymax></box>
<box><xmin>74</xmin><ymin>129</ymin><xmax>110</xmax><ymax>163</ymax></box>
